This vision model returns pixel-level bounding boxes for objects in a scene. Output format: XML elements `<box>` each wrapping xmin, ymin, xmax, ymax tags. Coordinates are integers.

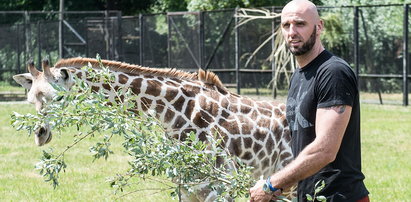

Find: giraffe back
<box><xmin>55</xmin><ymin>57</ymin><xmax>293</xmax><ymax>178</ymax></box>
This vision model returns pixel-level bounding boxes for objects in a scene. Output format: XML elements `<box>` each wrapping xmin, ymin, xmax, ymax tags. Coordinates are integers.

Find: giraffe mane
<box><xmin>54</xmin><ymin>57</ymin><xmax>227</xmax><ymax>90</ymax></box>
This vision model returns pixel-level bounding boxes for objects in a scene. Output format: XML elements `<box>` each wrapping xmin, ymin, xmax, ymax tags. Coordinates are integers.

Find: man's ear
<box><xmin>317</xmin><ymin>19</ymin><xmax>324</xmax><ymax>34</ymax></box>
<box><xmin>13</xmin><ymin>73</ymin><xmax>33</xmax><ymax>90</ymax></box>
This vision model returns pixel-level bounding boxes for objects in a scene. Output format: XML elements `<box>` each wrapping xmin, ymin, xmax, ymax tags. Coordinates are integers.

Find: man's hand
<box><xmin>249</xmin><ymin>179</ymin><xmax>281</xmax><ymax>202</ymax></box>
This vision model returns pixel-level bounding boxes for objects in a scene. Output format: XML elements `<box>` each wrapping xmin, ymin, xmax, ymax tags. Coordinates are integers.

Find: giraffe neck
<box><xmin>65</xmin><ymin>64</ymin><xmax>293</xmax><ymax>178</ymax></box>
<box><xmin>69</xmin><ymin>66</ymin><xmax>204</xmax><ymax>136</ymax></box>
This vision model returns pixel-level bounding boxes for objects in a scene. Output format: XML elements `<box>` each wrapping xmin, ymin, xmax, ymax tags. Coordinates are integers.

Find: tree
<box><xmin>320</xmin><ymin>0</ymin><xmax>408</xmax><ymax>93</ymax></box>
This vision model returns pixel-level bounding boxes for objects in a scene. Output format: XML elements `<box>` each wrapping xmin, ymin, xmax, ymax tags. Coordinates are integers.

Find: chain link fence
<box><xmin>0</xmin><ymin>5</ymin><xmax>409</xmax><ymax>105</ymax></box>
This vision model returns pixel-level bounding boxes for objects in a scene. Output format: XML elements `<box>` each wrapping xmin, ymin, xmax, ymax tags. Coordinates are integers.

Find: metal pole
<box><xmin>24</xmin><ymin>11</ymin><xmax>30</xmax><ymax>61</ymax></box>
<box><xmin>37</xmin><ymin>22</ymin><xmax>41</xmax><ymax>67</ymax></box>
<box><xmin>59</xmin><ymin>0</ymin><xmax>64</xmax><ymax>58</ymax></box>
<box><xmin>139</xmin><ymin>14</ymin><xmax>144</xmax><ymax>65</ymax></box>
<box><xmin>403</xmin><ymin>4</ymin><xmax>409</xmax><ymax>106</ymax></box>
<box><xmin>116</xmin><ymin>11</ymin><xmax>122</xmax><ymax>61</ymax></box>
<box><xmin>271</xmin><ymin>6</ymin><xmax>277</xmax><ymax>99</ymax></box>
<box><xmin>353</xmin><ymin>6</ymin><xmax>360</xmax><ymax>90</ymax></box>
<box><xmin>234</xmin><ymin>7</ymin><xmax>240</xmax><ymax>95</ymax></box>
<box><xmin>199</xmin><ymin>11</ymin><xmax>205</xmax><ymax>69</ymax></box>
<box><xmin>167</xmin><ymin>14</ymin><xmax>171</xmax><ymax>68</ymax></box>
<box><xmin>17</xmin><ymin>24</ymin><xmax>21</xmax><ymax>73</ymax></box>
<box><xmin>104</xmin><ymin>10</ymin><xmax>110</xmax><ymax>59</ymax></box>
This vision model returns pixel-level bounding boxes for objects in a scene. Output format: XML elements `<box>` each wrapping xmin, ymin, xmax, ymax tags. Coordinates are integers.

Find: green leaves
<box><xmin>35</xmin><ymin>149</ymin><xmax>67</xmax><ymax>189</ymax></box>
<box><xmin>11</xmin><ymin>111</ymin><xmax>42</xmax><ymax>135</ymax></box>
<box><xmin>305</xmin><ymin>180</ymin><xmax>326</xmax><ymax>202</ymax></box>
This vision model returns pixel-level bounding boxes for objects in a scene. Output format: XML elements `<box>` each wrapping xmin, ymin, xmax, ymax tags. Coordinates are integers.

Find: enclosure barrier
<box><xmin>0</xmin><ymin>4</ymin><xmax>409</xmax><ymax>105</ymax></box>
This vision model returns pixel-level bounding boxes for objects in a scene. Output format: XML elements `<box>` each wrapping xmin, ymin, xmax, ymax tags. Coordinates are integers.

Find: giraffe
<box><xmin>13</xmin><ymin>57</ymin><xmax>293</xmax><ymax>201</ymax></box>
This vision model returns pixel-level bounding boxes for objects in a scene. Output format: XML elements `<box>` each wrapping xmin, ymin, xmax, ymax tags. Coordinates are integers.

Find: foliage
<box><xmin>151</xmin><ymin>0</ymin><xmax>324</xmax><ymax>12</ymax></box>
<box><xmin>10</xmin><ymin>59</ymin><xmax>255</xmax><ymax>200</ymax></box>
<box><xmin>319</xmin><ymin>0</ymin><xmax>405</xmax><ymax>93</ymax></box>
<box><xmin>305</xmin><ymin>180</ymin><xmax>326</xmax><ymax>202</ymax></box>
<box><xmin>186</xmin><ymin>0</ymin><xmax>250</xmax><ymax>11</ymax></box>
<box><xmin>320</xmin><ymin>0</ymin><xmax>411</xmax><ymax>6</ymax></box>
<box><xmin>320</xmin><ymin>12</ymin><xmax>348</xmax><ymax>49</ymax></box>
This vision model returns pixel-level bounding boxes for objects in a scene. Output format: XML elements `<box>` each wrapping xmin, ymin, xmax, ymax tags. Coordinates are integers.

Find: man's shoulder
<box><xmin>319</xmin><ymin>55</ymin><xmax>355</xmax><ymax>77</ymax></box>
<box><xmin>321</xmin><ymin>54</ymin><xmax>350</xmax><ymax>68</ymax></box>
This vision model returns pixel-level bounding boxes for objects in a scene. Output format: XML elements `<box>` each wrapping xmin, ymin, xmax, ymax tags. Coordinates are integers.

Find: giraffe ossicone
<box><xmin>13</xmin><ymin>57</ymin><xmax>294</xmax><ymax>201</ymax></box>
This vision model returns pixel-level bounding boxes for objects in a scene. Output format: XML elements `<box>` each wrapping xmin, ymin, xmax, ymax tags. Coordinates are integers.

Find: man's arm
<box><xmin>249</xmin><ymin>105</ymin><xmax>352</xmax><ymax>201</ymax></box>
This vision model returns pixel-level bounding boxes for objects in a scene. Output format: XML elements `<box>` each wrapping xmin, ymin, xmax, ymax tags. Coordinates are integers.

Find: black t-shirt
<box><xmin>286</xmin><ymin>50</ymin><xmax>369</xmax><ymax>201</ymax></box>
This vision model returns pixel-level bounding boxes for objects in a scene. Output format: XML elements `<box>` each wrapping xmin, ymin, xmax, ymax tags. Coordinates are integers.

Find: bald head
<box><xmin>281</xmin><ymin>0</ymin><xmax>320</xmax><ymax>23</ymax></box>
<box><xmin>280</xmin><ymin>0</ymin><xmax>324</xmax><ymax>65</ymax></box>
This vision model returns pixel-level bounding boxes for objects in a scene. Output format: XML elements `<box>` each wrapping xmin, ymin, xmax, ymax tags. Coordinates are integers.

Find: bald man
<box><xmin>249</xmin><ymin>0</ymin><xmax>369</xmax><ymax>201</ymax></box>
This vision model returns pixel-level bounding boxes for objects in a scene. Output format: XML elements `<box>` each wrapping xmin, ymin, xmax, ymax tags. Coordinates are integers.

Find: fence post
<box><xmin>37</xmin><ymin>22</ymin><xmax>41</xmax><ymax>67</ymax></box>
<box><xmin>353</xmin><ymin>6</ymin><xmax>360</xmax><ymax>90</ymax></box>
<box><xmin>24</xmin><ymin>11</ymin><xmax>31</xmax><ymax>62</ymax></box>
<box><xmin>104</xmin><ymin>10</ymin><xmax>110</xmax><ymax>59</ymax></box>
<box><xmin>116</xmin><ymin>11</ymin><xmax>122</xmax><ymax>61</ymax></box>
<box><xmin>59</xmin><ymin>0</ymin><xmax>64</xmax><ymax>58</ymax></box>
<box><xmin>167</xmin><ymin>13</ymin><xmax>171</xmax><ymax>68</ymax></box>
<box><xmin>234</xmin><ymin>7</ymin><xmax>240</xmax><ymax>95</ymax></box>
<box><xmin>271</xmin><ymin>6</ymin><xmax>277</xmax><ymax>99</ymax></box>
<box><xmin>17</xmin><ymin>24</ymin><xmax>21</xmax><ymax>73</ymax></box>
<box><xmin>139</xmin><ymin>14</ymin><xmax>144</xmax><ymax>66</ymax></box>
<box><xmin>404</xmin><ymin>4</ymin><xmax>409</xmax><ymax>106</ymax></box>
<box><xmin>199</xmin><ymin>11</ymin><xmax>205</xmax><ymax>69</ymax></box>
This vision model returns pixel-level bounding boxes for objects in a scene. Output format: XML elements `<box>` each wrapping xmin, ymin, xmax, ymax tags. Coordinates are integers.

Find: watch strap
<box><xmin>266</xmin><ymin>176</ymin><xmax>282</xmax><ymax>193</ymax></box>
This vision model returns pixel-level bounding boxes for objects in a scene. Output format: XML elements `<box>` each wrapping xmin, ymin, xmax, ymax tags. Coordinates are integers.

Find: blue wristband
<box><xmin>266</xmin><ymin>176</ymin><xmax>281</xmax><ymax>192</ymax></box>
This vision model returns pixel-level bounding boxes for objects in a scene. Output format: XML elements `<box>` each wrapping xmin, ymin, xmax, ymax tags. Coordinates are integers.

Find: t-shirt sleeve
<box><xmin>315</xmin><ymin>61</ymin><xmax>358</xmax><ymax>108</ymax></box>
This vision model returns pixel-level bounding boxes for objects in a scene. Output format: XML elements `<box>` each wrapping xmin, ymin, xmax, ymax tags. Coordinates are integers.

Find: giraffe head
<box><xmin>13</xmin><ymin>59</ymin><xmax>74</xmax><ymax>146</ymax></box>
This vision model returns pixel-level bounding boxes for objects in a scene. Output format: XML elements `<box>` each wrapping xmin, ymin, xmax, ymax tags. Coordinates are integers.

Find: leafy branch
<box><xmin>306</xmin><ymin>180</ymin><xmax>326</xmax><ymax>202</ymax></box>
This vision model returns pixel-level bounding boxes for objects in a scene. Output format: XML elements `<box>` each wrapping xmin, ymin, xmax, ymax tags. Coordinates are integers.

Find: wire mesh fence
<box><xmin>0</xmin><ymin>5</ymin><xmax>409</xmax><ymax>105</ymax></box>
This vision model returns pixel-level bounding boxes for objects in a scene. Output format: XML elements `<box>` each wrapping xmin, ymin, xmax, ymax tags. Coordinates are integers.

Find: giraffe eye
<box><xmin>37</xmin><ymin>92</ymin><xmax>44</xmax><ymax>101</ymax></box>
<box><xmin>61</xmin><ymin>69</ymin><xmax>69</xmax><ymax>80</ymax></box>
<box><xmin>55</xmin><ymin>95</ymin><xmax>64</xmax><ymax>101</ymax></box>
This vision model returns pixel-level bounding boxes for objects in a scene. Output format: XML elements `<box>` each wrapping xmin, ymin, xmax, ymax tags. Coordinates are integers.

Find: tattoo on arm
<box><xmin>326</xmin><ymin>105</ymin><xmax>347</xmax><ymax>114</ymax></box>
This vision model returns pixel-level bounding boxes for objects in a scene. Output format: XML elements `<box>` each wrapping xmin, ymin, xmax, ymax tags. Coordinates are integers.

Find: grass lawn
<box><xmin>360</xmin><ymin>104</ymin><xmax>411</xmax><ymax>201</ymax></box>
<box><xmin>0</xmin><ymin>102</ymin><xmax>410</xmax><ymax>201</ymax></box>
<box><xmin>0</xmin><ymin>103</ymin><xmax>171</xmax><ymax>202</ymax></box>
<box><xmin>0</xmin><ymin>82</ymin><xmax>25</xmax><ymax>93</ymax></box>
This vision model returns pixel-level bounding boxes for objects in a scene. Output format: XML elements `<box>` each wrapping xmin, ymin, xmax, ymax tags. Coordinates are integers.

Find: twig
<box><xmin>56</xmin><ymin>129</ymin><xmax>97</xmax><ymax>159</ymax></box>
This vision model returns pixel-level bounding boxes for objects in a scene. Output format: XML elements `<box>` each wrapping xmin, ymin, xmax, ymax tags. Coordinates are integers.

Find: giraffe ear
<box><xmin>60</xmin><ymin>68</ymin><xmax>69</xmax><ymax>80</ymax></box>
<box><xmin>13</xmin><ymin>73</ymin><xmax>33</xmax><ymax>90</ymax></box>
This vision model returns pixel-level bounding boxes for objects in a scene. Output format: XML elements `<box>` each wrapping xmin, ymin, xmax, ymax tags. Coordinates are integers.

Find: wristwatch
<box><xmin>262</xmin><ymin>176</ymin><xmax>282</xmax><ymax>195</ymax></box>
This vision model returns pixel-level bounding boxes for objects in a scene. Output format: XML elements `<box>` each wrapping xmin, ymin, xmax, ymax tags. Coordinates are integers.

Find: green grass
<box><xmin>0</xmin><ymin>103</ymin><xmax>172</xmax><ymax>202</ymax></box>
<box><xmin>361</xmin><ymin>104</ymin><xmax>411</xmax><ymax>201</ymax></box>
<box><xmin>0</xmin><ymin>83</ymin><xmax>25</xmax><ymax>93</ymax></box>
<box><xmin>1</xmin><ymin>102</ymin><xmax>410</xmax><ymax>201</ymax></box>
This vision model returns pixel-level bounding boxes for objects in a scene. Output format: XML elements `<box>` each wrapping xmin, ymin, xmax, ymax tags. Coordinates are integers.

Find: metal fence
<box><xmin>0</xmin><ymin>5</ymin><xmax>410</xmax><ymax>105</ymax></box>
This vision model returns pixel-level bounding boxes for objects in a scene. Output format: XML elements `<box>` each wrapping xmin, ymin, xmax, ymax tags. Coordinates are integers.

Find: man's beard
<box><xmin>286</xmin><ymin>26</ymin><xmax>316</xmax><ymax>56</ymax></box>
